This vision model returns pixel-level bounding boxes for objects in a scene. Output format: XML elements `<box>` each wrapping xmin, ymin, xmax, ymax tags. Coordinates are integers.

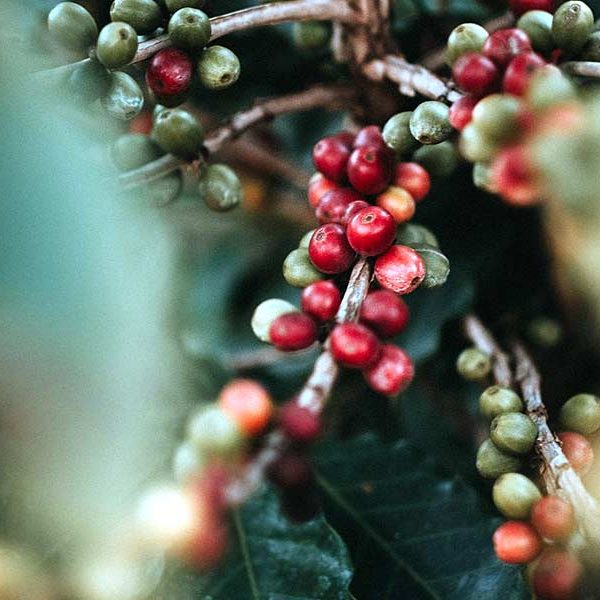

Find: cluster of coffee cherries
<box><xmin>457</xmin><ymin>347</ymin><xmax>600</xmax><ymax>599</ymax></box>
<box><xmin>47</xmin><ymin>1</ymin><xmax>239</xmax><ymax>120</ymax></box>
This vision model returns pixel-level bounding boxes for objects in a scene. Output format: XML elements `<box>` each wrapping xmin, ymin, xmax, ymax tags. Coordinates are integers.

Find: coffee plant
<box><xmin>5</xmin><ymin>0</ymin><xmax>600</xmax><ymax>597</ymax></box>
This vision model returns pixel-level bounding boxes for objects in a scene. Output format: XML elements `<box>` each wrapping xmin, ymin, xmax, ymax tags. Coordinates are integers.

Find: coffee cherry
<box><xmin>347</xmin><ymin>145</ymin><xmax>392</xmax><ymax>195</ymax></box>
<box><xmin>375</xmin><ymin>245</ymin><xmax>426</xmax><ymax>295</ymax></box>
<box><xmin>491</xmin><ymin>412</ymin><xmax>537</xmax><ymax>455</ymax></box>
<box><xmin>316</xmin><ymin>188</ymin><xmax>363</xmax><ymax>224</ymax></box>
<box><xmin>336</xmin><ymin>131</ymin><xmax>357</xmax><ymax>147</ymax></box>
<box><xmin>330</xmin><ymin>323</ymin><xmax>380</xmax><ymax>369</ymax></box>
<box><xmin>446</xmin><ymin>23</ymin><xmax>489</xmax><ymax>66</ymax></box>
<box><xmin>198</xmin><ymin>45</ymin><xmax>240</xmax><ymax>90</ymax></box>
<box><xmin>111</xmin><ymin>133</ymin><xmax>163</xmax><ymax>172</ymax></box>
<box><xmin>251</xmin><ymin>299</ymin><xmax>298</xmax><ymax>342</ymax></box>
<box><xmin>449</xmin><ymin>95</ymin><xmax>477</xmax><ymax>131</ymax></box>
<box><xmin>392</xmin><ymin>162</ymin><xmax>431</xmax><ymax>202</ymax></box>
<box><xmin>96</xmin><ymin>22</ymin><xmax>138</xmax><ymax>69</ymax></box>
<box><xmin>476</xmin><ymin>438</ymin><xmax>523</xmax><ymax>478</ymax></box>
<box><xmin>533</xmin><ymin>548</ymin><xmax>582</xmax><ymax>600</ymax></box>
<box><xmin>218</xmin><ymin>379</ymin><xmax>273</xmax><ymax>436</ymax></box>
<box><xmin>152</xmin><ymin>108</ymin><xmax>203</xmax><ymax>158</ymax></box>
<box><xmin>452</xmin><ymin>53</ymin><xmax>499</xmax><ymax>95</ymax></box>
<box><xmin>413</xmin><ymin>142</ymin><xmax>459</xmax><ymax>177</ymax></box>
<box><xmin>308</xmin><ymin>173</ymin><xmax>339</xmax><ymax>208</ymax></box>
<box><xmin>375</xmin><ymin>187</ymin><xmax>416</xmax><ymax>224</ymax></box>
<box><xmin>396</xmin><ymin>223</ymin><xmax>439</xmax><ymax>248</ymax></box>
<box><xmin>293</xmin><ymin>21</ymin><xmax>330</xmax><ymax>53</ymax></box>
<box><xmin>552</xmin><ymin>1</ymin><xmax>594</xmax><ymax>55</ymax></box>
<box><xmin>493</xmin><ymin>473</ymin><xmax>542</xmax><ymax>519</ymax></box>
<box><xmin>67</xmin><ymin>60</ymin><xmax>111</xmax><ymax>105</ymax></box>
<box><xmin>382</xmin><ymin>112</ymin><xmax>419</xmax><ymax>155</ymax></box>
<box><xmin>493</xmin><ymin>521</ymin><xmax>542</xmax><ymax>564</ymax></box>
<box><xmin>143</xmin><ymin>172</ymin><xmax>182</xmax><ymax>206</ymax></box>
<box><xmin>182</xmin><ymin>518</ymin><xmax>229</xmax><ymax>571</ymax></box>
<box><xmin>354</xmin><ymin>125</ymin><xmax>386</xmax><ymax>149</ymax></box>
<box><xmin>517</xmin><ymin>10</ymin><xmax>555</xmax><ymax>53</ymax></box>
<box><xmin>459</xmin><ymin>123</ymin><xmax>497</xmax><ymax>163</ymax></box>
<box><xmin>187</xmin><ymin>405</ymin><xmax>243</xmax><ymax>457</ymax></box>
<box><xmin>456</xmin><ymin>347</ymin><xmax>491</xmax><ymax>381</ymax></box>
<box><xmin>558</xmin><ymin>431</ymin><xmax>594</xmax><ymax>475</ymax></box>
<box><xmin>167</xmin><ymin>0</ymin><xmax>206</xmax><ymax>11</ymax></box>
<box><xmin>527</xmin><ymin>66</ymin><xmax>576</xmax><ymax>113</ymax></box>
<box><xmin>279</xmin><ymin>402</ymin><xmax>321</xmax><ymax>443</ymax></box>
<box><xmin>198</xmin><ymin>163</ymin><xmax>242</xmax><ymax>212</ymax></box>
<box><xmin>48</xmin><ymin>2</ymin><xmax>98</xmax><ymax>52</ymax></box>
<box><xmin>308</xmin><ymin>224</ymin><xmax>355</xmax><ymax>274</ymax></box>
<box><xmin>110</xmin><ymin>0</ymin><xmax>162</xmax><ymax>35</ymax></box>
<box><xmin>301</xmin><ymin>280</ymin><xmax>341</xmax><ymax>322</ymax></box>
<box><xmin>359</xmin><ymin>290</ymin><xmax>410</xmax><ymax>338</ymax></box>
<box><xmin>503</xmin><ymin>52</ymin><xmax>546</xmax><ymax>96</ymax></box>
<box><xmin>169</xmin><ymin>8</ymin><xmax>211</xmax><ymax>53</ymax></box>
<box><xmin>270</xmin><ymin>312</ymin><xmax>318</xmax><ymax>351</ymax></box>
<box><xmin>531</xmin><ymin>496</ymin><xmax>575</xmax><ymax>541</ymax></box>
<box><xmin>409</xmin><ymin>101</ymin><xmax>453</xmax><ymax>145</ymax></box>
<box><xmin>268</xmin><ymin>451</ymin><xmax>314</xmax><ymax>489</ymax></box>
<box><xmin>173</xmin><ymin>442</ymin><xmax>204</xmax><ymax>483</ymax></box>
<box><xmin>363</xmin><ymin>344</ymin><xmax>414</xmax><ymax>396</ymax></box>
<box><xmin>413</xmin><ymin>244</ymin><xmax>450</xmax><ymax>288</ymax></box>
<box><xmin>299</xmin><ymin>229</ymin><xmax>316</xmax><ymax>249</ymax></box>
<box><xmin>491</xmin><ymin>145</ymin><xmax>540</xmax><ymax>206</ymax></box>
<box><xmin>147</xmin><ymin>48</ymin><xmax>193</xmax><ymax>100</ymax></box>
<box><xmin>312</xmin><ymin>136</ymin><xmax>351</xmax><ymax>183</ymax></box>
<box><xmin>342</xmin><ymin>200</ymin><xmax>371</xmax><ymax>226</ymax></box>
<box><xmin>346</xmin><ymin>206</ymin><xmax>396</xmax><ymax>256</ymax></box>
<box><xmin>479</xmin><ymin>385</ymin><xmax>523</xmax><ymax>421</ymax></box>
<box><xmin>102</xmin><ymin>71</ymin><xmax>144</xmax><ymax>120</ymax></box>
<box><xmin>482</xmin><ymin>28</ymin><xmax>532</xmax><ymax>67</ymax></box>
<box><xmin>560</xmin><ymin>393</ymin><xmax>600</xmax><ymax>435</ymax></box>
<box><xmin>509</xmin><ymin>0</ymin><xmax>554</xmax><ymax>16</ymax></box>
<box><xmin>473</xmin><ymin>162</ymin><xmax>497</xmax><ymax>193</ymax></box>
<box><xmin>471</xmin><ymin>94</ymin><xmax>522</xmax><ymax>142</ymax></box>
<box><xmin>283</xmin><ymin>248</ymin><xmax>324</xmax><ymax>288</ymax></box>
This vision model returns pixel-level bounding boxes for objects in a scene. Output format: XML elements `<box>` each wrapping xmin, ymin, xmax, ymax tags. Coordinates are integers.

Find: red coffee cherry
<box><xmin>392</xmin><ymin>162</ymin><xmax>431</xmax><ymax>202</ymax></box>
<box><xmin>330</xmin><ymin>322</ymin><xmax>381</xmax><ymax>369</ymax></box>
<box><xmin>269</xmin><ymin>312</ymin><xmax>318</xmax><ymax>351</ymax></box>
<box><xmin>354</xmin><ymin>125</ymin><xmax>386</xmax><ymax>149</ymax></box>
<box><xmin>493</xmin><ymin>521</ymin><xmax>542</xmax><ymax>564</ymax></box>
<box><xmin>449</xmin><ymin>95</ymin><xmax>478</xmax><ymax>131</ymax></box>
<box><xmin>316</xmin><ymin>188</ymin><xmax>363</xmax><ymax>224</ymax></box>
<box><xmin>334</xmin><ymin>131</ymin><xmax>356</xmax><ymax>148</ymax></box>
<box><xmin>531</xmin><ymin>496</ymin><xmax>575</xmax><ymax>542</ymax></box>
<box><xmin>503</xmin><ymin>52</ymin><xmax>546</xmax><ymax>96</ymax></box>
<box><xmin>308</xmin><ymin>223</ymin><xmax>355</xmax><ymax>274</ymax></box>
<box><xmin>278</xmin><ymin>401</ymin><xmax>321</xmax><ymax>443</ymax></box>
<box><xmin>312</xmin><ymin>136</ymin><xmax>351</xmax><ymax>183</ymax></box>
<box><xmin>452</xmin><ymin>53</ymin><xmax>499</xmax><ymax>95</ymax></box>
<box><xmin>509</xmin><ymin>0</ymin><xmax>555</xmax><ymax>16</ymax></box>
<box><xmin>558</xmin><ymin>431</ymin><xmax>594</xmax><ymax>475</ymax></box>
<box><xmin>146</xmin><ymin>48</ymin><xmax>194</xmax><ymax>97</ymax></box>
<box><xmin>374</xmin><ymin>245</ymin><xmax>426</xmax><ymax>295</ymax></box>
<box><xmin>482</xmin><ymin>29</ymin><xmax>532</xmax><ymax>67</ymax></box>
<box><xmin>346</xmin><ymin>206</ymin><xmax>396</xmax><ymax>256</ymax></box>
<box><xmin>532</xmin><ymin>548</ymin><xmax>582</xmax><ymax>600</ymax></box>
<box><xmin>492</xmin><ymin>145</ymin><xmax>540</xmax><ymax>206</ymax></box>
<box><xmin>301</xmin><ymin>280</ymin><xmax>341</xmax><ymax>322</ymax></box>
<box><xmin>363</xmin><ymin>344</ymin><xmax>414</xmax><ymax>396</ymax></box>
<box><xmin>342</xmin><ymin>200</ymin><xmax>371</xmax><ymax>226</ymax></box>
<box><xmin>347</xmin><ymin>145</ymin><xmax>393</xmax><ymax>195</ymax></box>
<box><xmin>268</xmin><ymin>451</ymin><xmax>314</xmax><ymax>489</ymax></box>
<box><xmin>360</xmin><ymin>289</ymin><xmax>410</xmax><ymax>338</ymax></box>
<box><xmin>308</xmin><ymin>173</ymin><xmax>339</xmax><ymax>208</ymax></box>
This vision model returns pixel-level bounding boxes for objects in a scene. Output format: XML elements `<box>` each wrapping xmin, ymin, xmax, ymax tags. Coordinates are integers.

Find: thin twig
<box><xmin>562</xmin><ymin>61</ymin><xmax>600</xmax><ymax>78</ymax></box>
<box><xmin>227</xmin><ymin>345</ymin><xmax>317</xmax><ymax>371</ymax></box>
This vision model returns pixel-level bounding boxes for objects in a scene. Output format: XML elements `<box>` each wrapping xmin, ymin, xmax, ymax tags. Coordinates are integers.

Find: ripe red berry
<box><xmin>392</xmin><ymin>162</ymin><xmax>431</xmax><ymax>202</ymax></box>
<box><xmin>452</xmin><ymin>52</ymin><xmax>499</xmax><ymax>95</ymax></box>
<box><xmin>363</xmin><ymin>344</ymin><xmax>414</xmax><ymax>396</ymax></box>
<box><xmin>279</xmin><ymin>401</ymin><xmax>321</xmax><ymax>443</ymax></box>
<box><xmin>269</xmin><ymin>312</ymin><xmax>318</xmax><ymax>351</ymax></box>
<box><xmin>531</xmin><ymin>496</ymin><xmax>575</xmax><ymax>542</ymax></box>
<box><xmin>312</xmin><ymin>136</ymin><xmax>351</xmax><ymax>183</ymax></box>
<box><xmin>342</xmin><ymin>199</ymin><xmax>371</xmax><ymax>226</ymax></box>
<box><xmin>354</xmin><ymin>125</ymin><xmax>386</xmax><ymax>149</ymax></box>
<box><xmin>482</xmin><ymin>29</ymin><xmax>532</xmax><ymax>67</ymax></box>
<box><xmin>449</xmin><ymin>95</ymin><xmax>478</xmax><ymax>131</ymax></box>
<box><xmin>308</xmin><ymin>173</ymin><xmax>339</xmax><ymax>208</ymax></box>
<box><xmin>493</xmin><ymin>521</ymin><xmax>542</xmax><ymax>564</ymax></box>
<box><xmin>360</xmin><ymin>290</ymin><xmax>410</xmax><ymax>338</ymax></box>
<box><xmin>301</xmin><ymin>280</ymin><xmax>341</xmax><ymax>322</ymax></box>
<box><xmin>347</xmin><ymin>145</ymin><xmax>393</xmax><ymax>195</ymax></box>
<box><xmin>268</xmin><ymin>452</ymin><xmax>314</xmax><ymax>489</ymax></box>
<box><xmin>308</xmin><ymin>223</ymin><xmax>355</xmax><ymax>274</ymax></box>
<box><xmin>503</xmin><ymin>52</ymin><xmax>546</xmax><ymax>96</ymax></box>
<box><xmin>533</xmin><ymin>548</ymin><xmax>582</xmax><ymax>600</ymax></box>
<box><xmin>330</xmin><ymin>322</ymin><xmax>381</xmax><ymax>369</ymax></box>
<box><xmin>146</xmin><ymin>48</ymin><xmax>193</xmax><ymax>97</ymax></box>
<box><xmin>491</xmin><ymin>145</ymin><xmax>540</xmax><ymax>206</ymax></box>
<box><xmin>509</xmin><ymin>0</ymin><xmax>555</xmax><ymax>16</ymax></box>
<box><xmin>558</xmin><ymin>431</ymin><xmax>594</xmax><ymax>475</ymax></box>
<box><xmin>374</xmin><ymin>245</ymin><xmax>426</xmax><ymax>295</ymax></box>
<box><xmin>346</xmin><ymin>206</ymin><xmax>396</xmax><ymax>256</ymax></box>
<box><xmin>182</xmin><ymin>521</ymin><xmax>229</xmax><ymax>570</ymax></box>
<box><xmin>316</xmin><ymin>188</ymin><xmax>363</xmax><ymax>224</ymax></box>
<box><xmin>334</xmin><ymin>131</ymin><xmax>356</xmax><ymax>148</ymax></box>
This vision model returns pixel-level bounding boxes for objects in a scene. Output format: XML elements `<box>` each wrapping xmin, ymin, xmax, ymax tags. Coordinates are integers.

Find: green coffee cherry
<box><xmin>383</xmin><ymin>112</ymin><xmax>419</xmax><ymax>155</ymax></box>
<box><xmin>396</xmin><ymin>223</ymin><xmax>439</xmax><ymax>248</ymax></box>
<box><xmin>283</xmin><ymin>248</ymin><xmax>325</xmax><ymax>288</ymax></box>
<box><xmin>492</xmin><ymin>473</ymin><xmax>542</xmax><ymax>519</ymax></box>
<box><xmin>528</xmin><ymin>66</ymin><xmax>576</xmax><ymax>113</ymax></box>
<box><xmin>560</xmin><ymin>393</ymin><xmax>600</xmax><ymax>434</ymax></box>
<box><xmin>413</xmin><ymin>141</ymin><xmax>458</xmax><ymax>177</ymax></box>
<box><xmin>293</xmin><ymin>21</ymin><xmax>330</xmax><ymax>52</ymax></box>
<box><xmin>96</xmin><ymin>22</ymin><xmax>138</xmax><ymax>69</ymax></box>
<box><xmin>412</xmin><ymin>244</ymin><xmax>449</xmax><ymax>288</ymax></box>
<box><xmin>472</xmin><ymin>162</ymin><xmax>497</xmax><ymax>193</ymax></box>
<box><xmin>581</xmin><ymin>30</ymin><xmax>600</xmax><ymax>60</ymax></box>
<box><xmin>471</xmin><ymin>94</ymin><xmax>522</xmax><ymax>142</ymax></box>
<box><xmin>198</xmin><ymin>164</ymin><xmax>242</xmax><ymax>212</ymax></box>
<box><xmin>446</xmin><ymin>23</ymin><xmax>488</xmax><ymax>66</ymax></box>
<box><xmin>111</xmin><ymin>134</ymin><xmax>163</xmax><ymax>171</ymax></box>
<box><xmin>479</xmin><ymin>386</ymin><xmax>524</xmax><ymax>421</ymax></box>
<box><xmin>48</xmin><ymin>2</ymin><xmax>98</xmax><ymax>52</ymax></box>
<box><xmin>299</xmin><ymin>229</ymin><xmax>316</xmax><ymax>249</ymax></box>
<box><xmin>67</xmin><ymin>60</ymin><xmax>111</xmax><ymax>105</ymax></box>
<box><xmin>166</xmin><ymin>0</ymin><xmax>206</xmax><ymax>12</ymax></box>
<box><xmin>490</xmin><ymin>412</ymin><xmax>537</xmax><ymax>455</ymax></box>
<box><xmin>517</xmin><ymin>10</ymin><xmax>555</xmax><ymax>53</ymax></box>
<box><xmin>251</xmin><ymin>298</ymin><xmax>298</xmax><ymax>342</ymax></box>
<box><xmin>409</xmin><ymin>101</ymin><xmax>453</xmax><ymax>145</ymax></box>
<box><xmin>110</xmin><ymin>0</ymin><xmax>162</xmax><ymax>35</ymax></box>
<box><xmin>552</xmin><ymin>1</ymin><xmax>594</xmax><ymax>55</ymax></box>
<box><xmin>152</xmin><ymin>108</ymin><xmax>203</xmax><ymax>158</ymax></box>
<box><xmin>456</xmin><ymin>347</ymin><xmax>491</xmax><ymax>381</ymax></box>
<box><xmin>187</xmin><ymin>405</ymin><xmax>243</xmax><ymax>457</ymax></box>
<box><xmin>476</xmin><ymin>439</ymin><xmax>523</xmax><ymax>479</ymax></box>
<box><xmin>101</xmin><ymin>71</ymin><xmax>144</xmax><ymax>120</ymax></box>
<box><xmin>198</xmin><ymin>45</ymin><xmax>241</xmax><ymax>90</ymax></box>
<box><xmin>168</xmin><ymin>8</ymin><xmax>211</xmax><ymax>53</ymax></box>
<box><xmin>173</xmin><ymin>442</ymin><xmax>205</xmax><ymax>483</ymax></box>
<box><xmin>459</xmin><ymin>123</ymin><xmax>497</xmax><ymax>163</ymax></box>
<box><xmin>141</xmin><ymin>173</ymin><xmax>182</xmax><ymax>206</ymax></box>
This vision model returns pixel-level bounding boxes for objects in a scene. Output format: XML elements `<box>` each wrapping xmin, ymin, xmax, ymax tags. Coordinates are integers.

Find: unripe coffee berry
<box><xmin>491</xmin><ymin>145</ymin><xmax>539</xmax><ymax>206</ymax></box>
<box><xmin>330</xmin><ymin>323</ymin><xmax>380</xmax><ymax>369</ymax></box>
<box><xmin>347</xmin><ymin>145</ymin><xmax>392</xmax><ymax>195</ymax></box>
<box><xmin>479</xmin><ymin>386</ymin><xmax>523</xmax><ymax>421</ymax></box>
<box><xmin>187</xmin><ymin>405</ymin><xmax>243</xmax><ymax>457</ymax></box>
<box><xmin>363</xmin><ymin>344</ymin><xmax>414</xmax><ymax>396</ymax></box>
<box><xmin>392</xmin><ymin>163</ymin><xmax>431</xmax><ymax>202</ymax></box>
<box><xmin>452</xmin><ymin>53</ymin><xmax>499</xmax><ymax>95</ymax></box>
<box><xmin>446</xmin><ymin>23</ymin><xmax>489</xmax><ymax>66</ymax></box>
<box><xmin>552</xmin><ymin>1</ymin><xmax>594</xmax><ymax>55</ymax></box>
<box><xmin>316</xmin><ymin>188</ymin><xmax>363</xmax><ymax>224</ymax></box>
<box><xmin>476</xmin><ymin>439</ymin><xmax>522</xmax><ymax>479</ymax></box>
<box><xmin>102</xmin><ymin>72</ymin><xmax>144</xmax><ymax>121</ymax></box>
<box><xmin>110</xmin><ymin>0</ymin><xmax>162</xmax><ymax>35</ymax></box>
<box><xmin>312</xmin><ymin>136</ymin><xmax>351</xmax><ymax>183</ymax></box>
<box><xmin>308</xmin><ymin>224</ymin><xmax>355</xmax><ymax>274</ymax></box>
<box><xmin>301</xmin><ymin>280</ymin><xmax>341</xmax><ymax>323</ymax></box>
<box><xmin>168</xmin><ymin>8</ymin><xmax>212</xmax><ymax>53</ymax></box>
<box><xmin>251</xmin><ymin>299</ymin><xmax>297</xmax><ymax>342</ymax></box>
<box><xmin>493</xmin><ymin>521</ymin><xmax>542</xmax><ymax>564</ymax></box>
<box><xmin>374</xmin><ymin>245</ymin><xmax>426</xmax><ymax>295</ymax></box>
<box><xmin>449</xmin><ymin>95</ymin><xmax>477</xmax><ymax>131</ymax></box>
<box><xmin>532</xmin><ymin>548</ymin><xmax>582</xmax><ymax>600</ymax></box>
<box><xmin>531</xmin><ymin>496</ymin><xmax>575</xmax><ymax>541</ymax></box>
<box><xmin>517</xmin><ymin>10</ymin><xmax>555</xmax><ymax>53</ymax></box>
<box><xmin>492</xmin><ymin>473</ymin><xmax>541</xmax><ymax>519</ymax></box>
<box><xmin>375</xmin><ymin>187</ymin><xmax>416</xmax><ymax>224</ymax></box>
<box><xmin>219</xmin><ymin>379</ymin><xmax>273</xmax><ymax>436</ymax></box>
<box><xmin>360</xmin><ymin>290</ymin><xmax>410</xmax><ymax>338</ymax></box>
<box><xmin>482</xmin><ymin>28</ymin><xmax>532</xmax><ymax>67</ymax></box>
<box><xmin>198</xmin><ymin>45</ymin><xmax>240</xmax><ymax>90</ymax></box>
<box><xmin>111</xmin><ymin>134</ymin><xmax>163</xmax><ymax>172</ymax></box>
<box><xmin>269</xmin><ymin>312</ymin><xmax>318</xmax><ymax>351</ymax></box>
<box><xmin>48</xmin><ymin>2</ymin><xmax>98</xmax><ymax>53</ymax></box>
<box><xmin>503</xmin><ymin>52</ymin><xmax>546</xmax><ymax>96</ymax></box>
<box><xmin>308</xmin><ymin>173</ymin><xmax>339</xmax><ymax>208</ymax></box>
<box><xmin>459</xmin><ymin>123</ymin><xmax>497</xmax><ymax>163</ymax></box>
<box><xmin>471</xmin><ymin>94</ymin><xmax>522</xmax><ymax>143</ymax></box>
<box><xmin>283</xmin><ymin>248</ymin><xmax>324</xmax><ymax>288</ymax></box>
<box><xmin>456</xmin><ymin>347</ymin><xmax>491</xmax><ymax>381</ymax></box>
<box><xmin>409</xmin><ymin>101</ymin><xmax>453</xmax><ymax>145</ymax></box>
<box><xmin>558</xmin><ymin>431</ymin><xmax>594</xmax><ymax>475</ymax></box>
<box><xmin>279</xmin><ymin>402</ymin><xmax>321</xmax><ymax>443</ymax></box>
<box><xmin>96</xmin><ymin>22</ymin><xmax>138</xmax><ymax>69</ymax></box>
<box><xmin>346</xmin><ymin>206</ymin><xmax>396</xmax><ymax>256</ymax></box>
<box><xmin>382</xmin><ymin>112</ymin><xmax>418</xmax><ymax>155</ymax></box>
<box><xmin>559</xmin><ymin>393</ymin><xmax>600</xmax><ymax>435</ymax></box>
<box><xmin>413</xmin><ymin>141</ymin><xmax>459</xmax><ymax>177</ymax></box>
<box><xmin>198</xmin><ymin>164</ymin><xmax>242</xmax><ymax>212</ymax></box>
<box><xmin>490</xmin><ymin>412</ymin><xmax>537</xmax><ymax>455</ymax></box>
<box><xmin>167</xmin><ymin>0</ymin><xmax>206</xmax><ymax>11</ymax></box>
<box><xmin>152</xmin><ymin>108</ymin><xmax>204</xmax><ymax>158</ymax></box>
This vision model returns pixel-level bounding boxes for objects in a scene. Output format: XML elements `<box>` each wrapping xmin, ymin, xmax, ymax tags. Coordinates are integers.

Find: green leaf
<box><xmin>315</xmin><ymin>435</ymin><xmax>528</xmax><ymax>600</ymax></box>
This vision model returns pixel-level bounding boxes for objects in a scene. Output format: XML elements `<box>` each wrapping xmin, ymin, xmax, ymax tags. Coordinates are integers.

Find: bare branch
<box><xmin>562</xmin><ymin>61</ymin><xmax>600</xmax><ymax>78</ymax></box>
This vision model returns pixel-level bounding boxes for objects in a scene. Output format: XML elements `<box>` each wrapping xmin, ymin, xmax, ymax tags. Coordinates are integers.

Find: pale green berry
<box><xmin>101</xmin><ymin>71</ymin><xmax>144</xmax><ymax>120</ymax></box>
<box><xmin>456</xmin><ymin>347</ymin><xmax>491</xmax><ymax>381</ymax></box>
<box><xmin>493</xmin><ymin>473</ymin><xmax>542</xmax><ymax>519</ymax></box>
<box><xmin>110</xmin><ymin>0</ymin><xmax>162</xmax><ymax>35</ymax></box>
<box><xmin>299</xmin><ymin>229</ymin><xmax>316</xmax><ymax>249</ymax></box>
<box><xmin>552</xmin><ymin>1</ymin><xmax>594</xmax><ymax>55</ymax></box>
<box><xmin>446</xmin><ymin>23</ymin><xmax>489</xmax><ymax>66</ymax></box>
<box><xmin>471</xmin><ymin>94</ymin><xmax>522</xmax><ymax>142</ymax></box>
<box><xmin>517</xmin><ymin>10</ymin><xmax>555</xmax><ymax>53</ymax></box>
<box><xmin>283</xmin><ymin>248</ymin><xmax>324</xmax><ymax>288</ymax></box>
<box><xmin>187</xmin><ymin>405</ymin><xmax>243</xmax><ymax>457</ymax></box>
<box><xmin>479</xmin><ymin>386</ymin><xmax>523</xmax><ymax>421</ymax></box>
<box><xmin>198</xmin><ymin>164</ymin><xmax>242</xmax><ymax>212</ymax></box>
<box><xmin>252</xmin><ymin>299</ymin><xmax>298</xmax><ymax>342</ymax></box>
<box><xmin>48</xmin><ymin>2</ymin><xmax>98</xmax><ymax>52</ymax></box>
<box><xmin>490</xmin><ymin>412</ymin><xmax>537</xmax><ymax>455</ymax></box>
<box><xmin>96</xmin><ymin>22</ymin><xmax>138</xmax><ymax>69</ymax></box>
<box><xmin>560</xmin><ymin>393</ymin><xmax>600</xmax><ymax>434</ymax></box>
<box><xmin>476</xmin><ymin>439</ymin><xmax>523</xmax><ymax>479</ymax></box>
<box><xmin>413</xmin><ymin>141</ymin><xmax>458</xmax><ymax>177</ymax></box>
<box><xmin>173</xmin><ymin>442</ymin><xmax>205</xmax><ymax>483</ymax></box>
<box><xmin>409</xmin><ymin>101</ymin><xmax>453</xmax><ymax>145</ymax></box>
<box><xmin>168</xmin><ymin>8</ymin><xmax>211</xmax><ymax>53</ymax></box>
<box><xmin>460</xmin><ymin>123</ymin><xmax>497</xmax><ymax>163</ymax></box>
<box><xmin>527</xmin><ymin>66</ymin><xmax>576</xmax><ymax>113</ymax></box>
<box><xmin>383</xmin><ymin>112</ymin><xmax>419</xmax><ymax>155</ymax></box>
<box><xmin>198</xmin><ymin>45</ymin><xmax>241</xmax><ymax>90</ymax></box>
<box><xmin>472</xmin><ymin>162</ymin><xmax>497</xmax><ymax>193</ymax></box>
<box><xmin>152</xmin><ymin>108</ymin><xmax>204</xmax><ymax>158</ymax></box>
